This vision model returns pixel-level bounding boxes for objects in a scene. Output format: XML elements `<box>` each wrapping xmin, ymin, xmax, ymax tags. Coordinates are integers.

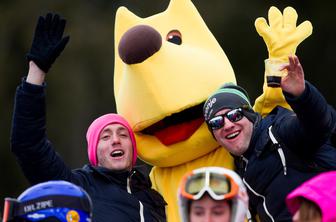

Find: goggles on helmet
<box><xmin>2</xmin><ymin>195</ymin><xmax>91</xmax><ymax>222</ymax></box>
<box><xmin>180</xmin><ymin>168</ymin><xmax>239</xmax><ymax>201</ymax></box>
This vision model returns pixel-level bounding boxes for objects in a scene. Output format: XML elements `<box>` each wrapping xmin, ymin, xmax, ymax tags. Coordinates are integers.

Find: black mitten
<box><xmin>27</xmin><ymin>13</ymin><xmax>70</xmax><ymax>73</ymax></box>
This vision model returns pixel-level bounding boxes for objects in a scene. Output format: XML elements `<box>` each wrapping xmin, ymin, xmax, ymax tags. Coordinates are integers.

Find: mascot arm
<box><xmin>253</xmin><ymin>6</ymin><xmax>312</xmax><ymax>116</ymax></box>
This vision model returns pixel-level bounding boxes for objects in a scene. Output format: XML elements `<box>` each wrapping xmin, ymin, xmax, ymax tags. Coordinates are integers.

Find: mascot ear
<box><xmin>166</xmin><ymin>0</ymin><xmax>198</xmax><ymax>18</ymax></box>
<box><xmin>114</xmin><ymin>6</ymin><xmax>141</xmax><ymax>95</ymax></box>
<box><xmin>167</xmin><ymin>0</ymin><xmax>189</xmax><ymax>10</ymax></box>
<box><xmin>115</xmin><ymin>6</ymin><xmax>141</xmax><ymax>46</ymax></box>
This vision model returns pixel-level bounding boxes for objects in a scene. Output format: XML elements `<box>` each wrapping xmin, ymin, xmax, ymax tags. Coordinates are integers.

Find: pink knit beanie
<box><xmin>286</xmin><ymin>171</ymin><xmax>336</xmax><ymax>222</ymax></box>
<box><xmin>86</xmin><ymin>113</ymin><xmax>137</xmax><ymax>167</ymax></box>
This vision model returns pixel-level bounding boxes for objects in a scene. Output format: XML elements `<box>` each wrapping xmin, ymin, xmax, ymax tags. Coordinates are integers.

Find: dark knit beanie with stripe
<box><xmin>203</xmin><ymin>83</ymin><xmax>258</xmax><ymax>125</ymax></box>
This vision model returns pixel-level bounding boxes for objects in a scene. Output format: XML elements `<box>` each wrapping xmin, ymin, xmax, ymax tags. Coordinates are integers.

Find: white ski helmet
<box><xmin>178</xmin><ymin>167</ymin><xmax>248</xmax><ymax>222</ymax></box>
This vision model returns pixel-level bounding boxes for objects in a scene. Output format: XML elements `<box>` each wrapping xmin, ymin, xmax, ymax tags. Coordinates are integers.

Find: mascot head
<box><xmin>114</xmin><ymin>0</ymin><xmax>236</xmax><ymax>167</ymax></box>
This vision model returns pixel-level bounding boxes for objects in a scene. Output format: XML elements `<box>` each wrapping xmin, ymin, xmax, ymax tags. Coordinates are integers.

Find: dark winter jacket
<box><xmin>234</xmin><ymin>81</ymin><xmax>336</xmax><ymax>222</ymax></box>
<box><xmin>10</xmin><ymin>79</ymin><xmax>167</xmax><ymax>222</ymax></box>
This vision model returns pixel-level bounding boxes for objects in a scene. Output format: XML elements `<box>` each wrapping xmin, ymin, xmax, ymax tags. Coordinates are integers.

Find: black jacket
<box><xmin>235</xmin><ymin>82</ymin><xmax>336</xmax><ymax>222</ymax></box>
<box><xmin>10</xmin><ymin>79</ymin><xmax>166</xmax><ymax>222</ymax></box>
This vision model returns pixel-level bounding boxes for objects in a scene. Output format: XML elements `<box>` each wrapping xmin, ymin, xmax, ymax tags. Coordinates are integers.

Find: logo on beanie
<box><xmin>204</xmin><ymin>97</ymin><xmax>216</xmax><ymax>120</ymax></box>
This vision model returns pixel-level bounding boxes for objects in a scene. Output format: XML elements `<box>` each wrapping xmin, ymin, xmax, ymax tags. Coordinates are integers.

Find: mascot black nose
<box><xmin>118</xmin><ymin>25</ymin><xmax>162</xmax><ymax>65</ymax></box>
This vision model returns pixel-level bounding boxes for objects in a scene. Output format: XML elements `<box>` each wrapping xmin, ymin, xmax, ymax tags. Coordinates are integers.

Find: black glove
<box><xmin>27</xmin><ymin>13</ymin><xmax>70</xmax><ymax>73</ymax></box>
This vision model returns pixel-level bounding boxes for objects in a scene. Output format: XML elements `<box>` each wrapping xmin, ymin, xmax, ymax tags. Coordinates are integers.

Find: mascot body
<box><xmin>114</xmin><ymin>0</ymin><xmax>312</xmax><ymax>221</ymax></box>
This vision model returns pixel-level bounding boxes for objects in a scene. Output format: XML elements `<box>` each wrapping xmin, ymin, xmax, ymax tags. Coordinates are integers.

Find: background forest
<box><xmin>1</xmin><ymin>0</ymin><xmax>335</xmax><ymax>212</ymax></box>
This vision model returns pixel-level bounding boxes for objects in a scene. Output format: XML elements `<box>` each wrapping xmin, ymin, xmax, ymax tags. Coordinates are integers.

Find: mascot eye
<box><xmin>166</xmin><ymin>30</ymin><xmax>182</xmax><ymax>45</ymax></box>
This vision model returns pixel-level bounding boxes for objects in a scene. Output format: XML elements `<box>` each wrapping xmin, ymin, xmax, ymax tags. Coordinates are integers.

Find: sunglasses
<box><xmin>180</xmin><ymin>169</ymin><xmax>238</xmax><ymax>201</ymax></box>
<box><xmin>207</xmin><ymin>108</ymin><xmax>244</xmax><ymax>130</ymax></box>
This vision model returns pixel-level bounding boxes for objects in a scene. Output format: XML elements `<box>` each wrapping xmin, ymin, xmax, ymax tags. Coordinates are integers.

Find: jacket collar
<box><xmin>246</xmin><ymin>107</ymin><xmax>282</xmax><ymax>158</ymax></box>
<box><xmin>83</xmin><ymin>164</ymin><xmax>152</xmax><ymax>189</ymax></box>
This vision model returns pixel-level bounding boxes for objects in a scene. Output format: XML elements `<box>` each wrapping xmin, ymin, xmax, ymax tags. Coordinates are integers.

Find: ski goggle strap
<box><xmin>2</xmin><ymin>195</ymin><xmax>92</xmax><ymax>222</ymax></box>
<box><xmin>180</xmin><ymin>171</ymin><xmax>239</xmax><ymax>201</ymax></box>
<box><xmin>3</xmin><ymin>198</ymin><xmax>17</xmax><ymax>222</ymax></box>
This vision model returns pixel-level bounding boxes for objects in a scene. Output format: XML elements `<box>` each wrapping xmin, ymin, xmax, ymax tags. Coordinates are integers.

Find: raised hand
<box><xmin>27</xmin><ymin>13</ymin><xmax>70</xmax><ymax>73</ymax></box>
<box><xmin>281</xmin><ymin>55</ymin><xmax>305</xmax><ymax>97</ymax></box>
<box><xmin>255</xmin><ymin>6</ymin><xmax>312</xmax><ymax>61</ymax></box>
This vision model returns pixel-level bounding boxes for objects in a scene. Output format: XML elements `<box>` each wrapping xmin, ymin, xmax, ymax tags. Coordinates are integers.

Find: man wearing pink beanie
<box><xmin>10</xmin><ymin>13</ymin><xmax>166</xmax><ymax>222</ymax></box>
<box><xmin>86</xmin><ymin>113</ymin><xmax>138</xmax><ymax>170</ymax></box>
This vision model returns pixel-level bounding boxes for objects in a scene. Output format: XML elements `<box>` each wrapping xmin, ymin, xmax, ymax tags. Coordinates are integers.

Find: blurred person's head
<box><xmin>203</xmin><ymin>84</ymin><xmax>258</xmax><ymax>156</ymax></box>
<box><xmin>178</xmin><ymin>167</ymin><xmax>248</xmax><ymax>222</ymax></box>
<box><xmin>2</xmin><ymin>180</ymin><xmax>92</xmax><ymax>222</ymax></box>
<box><xmin>86</xmin><ymin>113</ymin><xmax>137</xmax><ymax>171</ymax></box>
<box><xmin>287</xmin><ymin>171</ymin><xmax>336</xmax><ymax>222</ymax></box>
<box><xmin>291</xmin><ymin>197</ymin><xmax>321</xmax><ymax>222</ymax></box>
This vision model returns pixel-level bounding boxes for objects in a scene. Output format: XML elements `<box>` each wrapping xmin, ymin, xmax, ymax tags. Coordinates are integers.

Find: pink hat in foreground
<box><xmin>286</xmin><ymin>171</ymin><xmax>336</xmax><ymax>222</ymax></box>
<box><xmin>86</xmin><ymin>113</ymin><xmax>137</xmax><ymax>167</ymax></box>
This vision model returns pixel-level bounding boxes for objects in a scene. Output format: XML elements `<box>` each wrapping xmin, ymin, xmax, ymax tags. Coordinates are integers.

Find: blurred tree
<box><xmin>1</xmin><ymin>0</ymin><xmax>335</xmax><ymax>214</ymax></box>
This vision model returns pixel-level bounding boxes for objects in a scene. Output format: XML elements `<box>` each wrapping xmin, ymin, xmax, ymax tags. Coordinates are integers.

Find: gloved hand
<box><xmin>255</xmin><ymin>6</ymin><xmax>312</xmax><ymax>61</ymax></box>
<box><xmin>27</xmin><ymin>13</ymin><xmax>70</xmax><ymax>73</ymax></box>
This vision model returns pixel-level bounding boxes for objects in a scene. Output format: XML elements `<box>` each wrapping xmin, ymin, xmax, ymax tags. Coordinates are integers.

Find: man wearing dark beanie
<box><xmin>203</xmin><ymin>55</ymin><xmax>336</xmax><ymax>222</ymax></box>
<box><xmin>203</xmin><ymin>84</ymin><xmax>259</xmax><ymax>133</ymax></box>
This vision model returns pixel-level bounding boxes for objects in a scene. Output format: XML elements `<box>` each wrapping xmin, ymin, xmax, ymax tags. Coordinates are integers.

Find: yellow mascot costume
<box><xmin>113</xmin><ymin>0</ymin><xmax>312</xmax><ymax>220</ymax></box>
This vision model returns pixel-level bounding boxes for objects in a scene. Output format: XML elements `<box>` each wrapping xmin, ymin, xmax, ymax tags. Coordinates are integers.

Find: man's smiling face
<box><xmin>96</xmin><ymin>124</ymin><xmax>133</xmax><ymax>171</ymax></box>
<box><xmin>212</xmin><ymin>109</ymin><xmax>253</xmax><ymax>156</ymax></box>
